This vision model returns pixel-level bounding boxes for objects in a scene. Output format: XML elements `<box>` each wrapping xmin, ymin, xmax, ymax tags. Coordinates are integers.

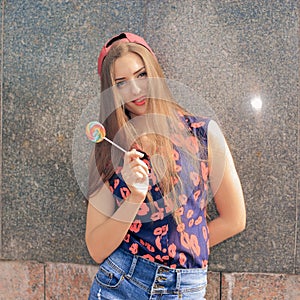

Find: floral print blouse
<box><xmin>108</xmin><ymin>115</ymin><xmax>210</xmax><ymax>269</ymax></box>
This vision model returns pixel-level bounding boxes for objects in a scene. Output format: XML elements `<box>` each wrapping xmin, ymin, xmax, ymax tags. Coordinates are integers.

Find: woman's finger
<box><xmin>124</xmin><ymin>149</ymin><xmax>144</xmax><ymax>164</ymax></box>
<box><xmin>129</xmin><ymin>159</ymin><xmax>149</xmax><ymax>174</ymax></box>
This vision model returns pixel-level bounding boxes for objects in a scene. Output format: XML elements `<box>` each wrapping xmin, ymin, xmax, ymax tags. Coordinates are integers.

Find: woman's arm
<box><xmin>86</xmin><ymin>185</ymin><xmax>143</xmax><ymax>263</ymax></box>
<box><xmin>85</xmin><ymin>149</ymin><xmax>149</xmax><ymax>263</ymax></box>
<box><xmin>207</xmin><ymin>120</ymin><xmax>246</xmax><ymax>247</ymax></box>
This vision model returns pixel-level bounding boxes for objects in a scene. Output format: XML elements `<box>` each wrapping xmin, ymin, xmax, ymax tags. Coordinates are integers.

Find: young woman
<box><xmin>86</xmin><ymin>32</ymin><xmax>246</xmax><ymax>299</ymax></box>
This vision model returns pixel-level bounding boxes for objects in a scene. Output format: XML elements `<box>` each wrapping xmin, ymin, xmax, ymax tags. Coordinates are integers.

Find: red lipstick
<box><xmin>132</xmin><ymin>96</ymin><xmax>146</xmax><ymax>106</ymax></box>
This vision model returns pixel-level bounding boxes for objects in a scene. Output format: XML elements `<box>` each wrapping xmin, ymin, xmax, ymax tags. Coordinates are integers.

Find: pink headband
<box><xmin>97</xmin><ymin>32</ymin><xmax>156</xmax><ymax>76</ymax></box>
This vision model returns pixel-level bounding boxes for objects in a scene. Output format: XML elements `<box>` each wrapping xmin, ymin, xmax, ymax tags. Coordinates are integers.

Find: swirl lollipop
<box><xmin>85</xmin><ymin>121</ymin><xmax>127</xmax><ymax>153</ymax></box>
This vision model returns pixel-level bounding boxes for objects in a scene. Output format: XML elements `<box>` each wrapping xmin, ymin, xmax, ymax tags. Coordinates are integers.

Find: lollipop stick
<box><xmin>104</xmin><ymin>137</ymin><xmax>127</xmax><ymax>153</ymax></box>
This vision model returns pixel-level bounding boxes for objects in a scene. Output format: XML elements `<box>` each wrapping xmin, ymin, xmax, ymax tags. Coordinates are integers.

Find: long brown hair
<box><xmin>88</xmin><ymin>42</ymin><xmax>202</xmax><ymax>223</ymax></box>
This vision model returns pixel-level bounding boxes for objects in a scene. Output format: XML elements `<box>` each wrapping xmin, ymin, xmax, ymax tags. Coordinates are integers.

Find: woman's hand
<box><xmin>121</xmin><ymin>149</ymin><xmax>149</xmax><ymax>202</ymax></box>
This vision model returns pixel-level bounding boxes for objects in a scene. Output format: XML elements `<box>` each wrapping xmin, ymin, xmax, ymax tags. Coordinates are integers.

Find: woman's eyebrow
<box><xmin>134</xmin><ymin>66</ymin><xmax>145</xmax><ymax>75</ymax></box>
<box><xmin>115</xmin><ymin>66</ymin><xmax>145</xmax><ymax>82</ymax></box>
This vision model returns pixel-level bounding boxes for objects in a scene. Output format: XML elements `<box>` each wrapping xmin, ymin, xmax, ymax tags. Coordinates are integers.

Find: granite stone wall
<box><xmin>0</xmin><ymin>0</ymin><xmax>299</xmax><ymax>299</ymax></box>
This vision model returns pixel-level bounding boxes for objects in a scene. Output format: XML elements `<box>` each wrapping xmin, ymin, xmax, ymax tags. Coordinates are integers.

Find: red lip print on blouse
<box><xmin>179</xmin><ymin>252</ymin><xmax>187</xmax><ymax>266</ymax></box>
<box><xmin>130</xmin><ymin>219</ymin><xmax>142</xmax><ymax>233</ymax></box>
<box><xmin>168</xmin><ymin>243</ymin><xmax>177</xmax><ymax>258</ymax></box>
<box><xmin>190</xmin><ymin>171</ymin><xmax>201</xmax><ymax>186</ymax></box>
<box><xmin>129</xmin><ymin>243</ymin><xmax>139</xmax><ymax>255</ymax></box>
<box><xmin>190</xmin><ymin>234</ymin><xmax>201</xmax><ymax>256</ymax></box>
<box><xmin>137</xmin><ymin>203</ymin><xmax>150</xmax><ymax>216</ymax></box>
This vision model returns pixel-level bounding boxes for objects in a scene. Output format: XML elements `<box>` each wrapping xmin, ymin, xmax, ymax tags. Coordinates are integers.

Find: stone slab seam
<box><xmin>1</xmin><ymin>260</ymin><xmax>300</xmax><ymax>299</ymax></box>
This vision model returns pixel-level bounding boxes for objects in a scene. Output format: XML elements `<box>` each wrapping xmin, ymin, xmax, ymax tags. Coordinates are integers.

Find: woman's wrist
<box><xmin>113</xmin><ymin>199</ymin><xmax>142</xmax><ymax>223</ymax></box>
<box><xmin>126</xmin><ymin>191</ymin><xmax>146</xmax><ymax>204</ymax></box>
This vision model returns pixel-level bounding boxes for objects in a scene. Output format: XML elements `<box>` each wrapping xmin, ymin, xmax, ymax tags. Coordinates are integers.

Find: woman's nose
<box><xmin>130</xmin><ymin>79</ymin><xmax>141</xmax><ymax>95</ymax></box>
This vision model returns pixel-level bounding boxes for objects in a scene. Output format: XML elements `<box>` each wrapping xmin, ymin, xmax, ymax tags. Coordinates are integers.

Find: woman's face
<box><xmin>114</xmin><ymin>52</ymin><xmax>148</xmax><ymax>117</ymax></box>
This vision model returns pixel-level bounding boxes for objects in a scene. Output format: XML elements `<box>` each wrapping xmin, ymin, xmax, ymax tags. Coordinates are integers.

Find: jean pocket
<box><xmin>95</xmin><ymin>260</ymin><xmax>124</xmax><ymax>289</ymax></box>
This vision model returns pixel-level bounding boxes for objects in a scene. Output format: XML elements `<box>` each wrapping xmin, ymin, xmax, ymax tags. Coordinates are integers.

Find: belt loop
<box><xmin>127</xmin><ymin>255</ymin><xmax>138</xmax><ymax>278</ymax></box>
<box><xmin>175</xmin><ymin>269</ymin><xmax>181</xmax><ymax>290</ymax></box>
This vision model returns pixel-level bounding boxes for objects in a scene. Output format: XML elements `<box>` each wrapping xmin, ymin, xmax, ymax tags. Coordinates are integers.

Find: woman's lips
<box><xmin>132</xmin><ymin>96</ymin><xmax>146</xmax><ymax>106</ymax></box>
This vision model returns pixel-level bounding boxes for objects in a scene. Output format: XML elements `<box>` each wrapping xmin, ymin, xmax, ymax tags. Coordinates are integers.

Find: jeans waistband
<box><xmin>106</xmin><ymin>247</ymin><xmax>207</xmax><ymax>294</ymax></box>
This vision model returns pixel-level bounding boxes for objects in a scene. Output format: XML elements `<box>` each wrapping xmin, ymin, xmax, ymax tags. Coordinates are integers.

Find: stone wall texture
<box><xmin>0</xmin><ymin>0</ymin><xmax>299</xmax><ymax>299</ymax></box>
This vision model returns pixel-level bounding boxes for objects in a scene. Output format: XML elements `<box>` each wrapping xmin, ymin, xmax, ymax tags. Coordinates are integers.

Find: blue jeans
<box><xmin>88</xmin><ymin>248</ymin><xmax>207</xmax><ymax>299</ymax></box>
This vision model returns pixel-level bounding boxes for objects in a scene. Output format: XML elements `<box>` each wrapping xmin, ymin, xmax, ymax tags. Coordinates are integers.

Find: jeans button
<box><xmin>157</xmin><ymin>276</ymin><xmax>167</xmax><ymax>281</ymax></box>
<box><xmin>158</xmin><ymin>267</ymin><xmax>166</xmax><ymax>274</ymax></box>
<box><xmin>154</xmin><ymin>284</ymin><xmax>164</xmax><ymax>289</ymax></box>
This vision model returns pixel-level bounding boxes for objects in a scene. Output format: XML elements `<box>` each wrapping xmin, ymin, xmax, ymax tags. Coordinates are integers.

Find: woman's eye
<box><xmin>116</xmin><ymin>81</ymin><xmax>126</xmax><ymax>88</ymax></box>
<box><xmin>138</xmin><ymin>72</ymin><xmax>147</xmax><ymax>78</ymax></box>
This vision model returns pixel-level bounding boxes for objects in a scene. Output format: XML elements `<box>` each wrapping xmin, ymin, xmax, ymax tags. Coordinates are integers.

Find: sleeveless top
<box><xmin>108</xmin><ymin>115</ymin><xmax>210</xmax><ymax>269</ymax></box>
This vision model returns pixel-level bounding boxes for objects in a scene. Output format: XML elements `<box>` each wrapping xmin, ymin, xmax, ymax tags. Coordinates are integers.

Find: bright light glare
<box><xmin>251</xmin><ymin>96</ymin><xmax>262</xmax><ymax>111</ymax></box>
